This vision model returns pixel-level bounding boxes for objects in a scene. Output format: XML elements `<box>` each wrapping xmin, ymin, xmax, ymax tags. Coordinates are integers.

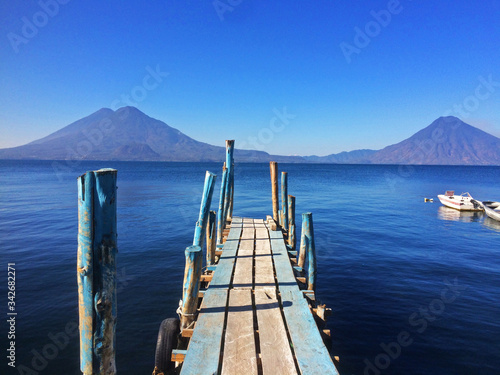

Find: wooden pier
<box><xmin>76</xmin><ymin>140</ymin><xmax>339</xmax><ymax>375</ymax></box>
<box><xmin>176</xmin><ymin>216</ymin><xmax>339</xmax><ymax>375</ymax></box>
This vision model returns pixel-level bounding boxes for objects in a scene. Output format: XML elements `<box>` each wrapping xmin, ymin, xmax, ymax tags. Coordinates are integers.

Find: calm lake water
<box><xmin>1</xmin><ymin>160</ymin><xmax>499</xmax><ymax>375</ymax></box>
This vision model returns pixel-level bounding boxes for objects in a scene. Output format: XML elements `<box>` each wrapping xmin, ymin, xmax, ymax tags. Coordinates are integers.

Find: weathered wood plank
<box><xmin>221</xmin><ymin>289</ymin><xmax>258</xmax><ymax>375</ymax></box>
<box><xmin>180</xmin><ymin>288</ymin><xmax>228</xmax><ymax>375</ymax></box>
<box><xmin>232</xmin><ymin>221</ymin><xmax>254</xmax><ymax>289</ymax></box>
<box><xmin>254</xmin><ymin>220</ymin><xmax>275</xmax><ymax>289</ymax></box>
<box><xmin>209</xmin><ymin>217</ymin><xmax>242</xmax><ymax>290</ymax></box>
<box><xmin>281</xmin><ymin>288</ymin><xmax>339</xmax><ymax>375</ymax></box>
<box><xmin>255</xmin><ymin>288</ymin><xmax>297</xmax><ymax>375</ymax></box>
<box><xmin>268</xmin><ymin>226</ymin><xmax>298</xmax><ymax>288</ymax></box>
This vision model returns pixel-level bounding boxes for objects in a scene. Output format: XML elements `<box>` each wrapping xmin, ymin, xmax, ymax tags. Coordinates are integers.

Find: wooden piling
<box><xmin>194</xmin><ymin>171</ymin><xmax>217</xmax><ymax>248</ymax></box>
<box><xmin>223</xmin><ymin>140</ymin><xmax>235</xmax><ymax>223</ymax></box>
<box><xmin>225</xmin><ymin>140</ymin><xmax>235</xmax><ymax>221</ymax></box>
<box><xmin>77</xmin><ymin>171</ymin><xmax>95</xmax><ymax>375</ymax></box>
<box><xmin>288</xmin><ymin>195</ymin><xmax>296</xmax><ymax>250</ymax></box>
<box><xmin>217</xmin><ymin>164</ymin><xmax>228</xmax><ymax>245</ymax></box>
<box><xmin>206</xmin><ymin>210</ymin><xmax>216</xmax><ymax>266</ymax></box>
<box><xmin>270</xmin><ymin>161</ymin><xmax>279</xmax><ymax>223</ymax></box>
<box><xmin>77</xmin><ymin>168</ymin><xmax>118</xmax><ymax>375</ymax></box>
<box><xmin>302</xmin><ymin>213</ymin><xmax>317</xmax><ymax>291</ymax></box>
<box><xmin>281</xmin><ymin>172</ymin><xmax>288</xmax><ymax>231</ymax></box>
<box><xmin>181</xmin><ymin>245</ymin><xmax>203</xmax><ymax>330</ymax></box>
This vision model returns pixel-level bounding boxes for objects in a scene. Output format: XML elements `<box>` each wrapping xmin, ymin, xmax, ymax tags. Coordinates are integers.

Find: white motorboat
<box><xmin>478</xmin><ymin>201</ymin><xmax>500</xmax><ymax>222</ymax></box>
<box><xmin>437</xmin><ymin>191</ymin><xmax>483</xmax><ymax>211</ymax></box>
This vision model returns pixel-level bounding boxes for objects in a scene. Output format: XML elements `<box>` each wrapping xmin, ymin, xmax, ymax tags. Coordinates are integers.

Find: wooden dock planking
<box><xmin>280</xmin><ymin>288</ymin><xmax>338</xmax><ymax>375</ymax></box>
<box><xmin>268</xmin><ymin>226</ymin><xmax>339</xmax><ymax>375</ymax></box>
<box><xmin>221</xmin><ymin>289</ymin><xmax>258</xmax><ymax>375</ymax></box>
<box><xmin>180</xmin><ymin>288</ymin><xmax>228</xmax><ymax>375</ymax></box>
<box><xmin>268</xmin><ymin>225</ymin><xmax>300</xmax><ymax>292</ymax></box>
<box><xmin>181</xmin><ymin>217</ymin><xmax>338</xmax><ymax>375</ymax></box>
<box><xmin>232</xmin><ymin>220</ymin><xmax>255</xmax><ymax>289</ymax></box>
<box><xmin>255</xmin><ymin>288</ymin><xmax>297</xmax><ymax>375</ymax></box>
<box><xmin>209</xmin><ymin>217</ymin><xmax>242</xmax><ymax>290</ymax></box>
<box><xmin>254</xmin><ymin>219</ymin><xmax>275</xmax><ymax>289</ymax></box>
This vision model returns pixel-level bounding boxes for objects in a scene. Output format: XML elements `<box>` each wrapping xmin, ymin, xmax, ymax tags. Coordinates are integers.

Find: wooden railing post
<box><xmin>181</xmin><ymin>245</ymin><xmax>203</xmax><ymax>330</ymax></box>
<box><xmin>281</xmin><ymin>172</ymin><xmax>288</xmax><ymax>231</ymax></box>
<box><xmin>77</xmin><ymin>168</ymin><xmax>118</xmax><ymax>375</ymax></box>
<box><xmin>270</xmin><ymin>162</ymin><xmax>279</xmax><ymax>223</ymax></box>
<box><xmin>206</xmin><ymin>210</ymin><xmax>216</xmax><ymax>266</ymax></box>
<box><xmin>193</xmin><ymin>171</ymin><xmax>217</xmax><ymax>248</ymax></box>
<box><xmin>217</xmin><ymin>164</ymin><xmax>228</xmax><ymax>245</ymax></box>
<box><xmin>288</xmin><ymin>195</ymin><xmax>296</xmax><ymax>250</ymax></box>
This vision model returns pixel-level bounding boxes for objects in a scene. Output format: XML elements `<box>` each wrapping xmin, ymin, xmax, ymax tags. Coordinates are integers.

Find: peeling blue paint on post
<box><xmin>181</xmin><ymin>245</ymin><xmax>203</xmax><ymax>330</ymax></box>
<box><xmin>193</xmin><ymin>171</ymin><xmax>217</xmax><ymax>248</ymax></box>
<box><xmin>281</xmin><ymin>172</ymin><xmax>288</xmax><ymax>231</ymax></box>
<box><xmin>217</xmin><ymin>165</ymin><xmax>228</xmax><ymax>245</ymax></box>
<box><xmin>77</xmin><ymin>171</ymin><xmax>95</xmax><ymax>374</ymax></box>
<box><xmin>206</xmin><ymin>210</ymin><xmax>217</xmax><ymax>266</ymax></box>
<box><xmin>93</xmin><ymin>169</ymin><xmax>118</xmax><ymax>374</ymax></box>
<box><xmin>77</xmin><ymin>168</ymin><xmax>117</xmax><ymax>375</ymax></box>
<box><xmin>288</xmin><ymin>195</ymin><xmax>296</xmax><ymax>250</ymax></box>
<box><xmin>302</xmin><ymin>213</ymin><xmax>317</xmax><ymax>291</ymax></box>
<box><xmin>226</xmin><ymin>140</ymin><xmax>234</xmax><ymax>220</ymax></box>
<box><xmin>223</xmin><ymin>140</ymin><xmax>235</xmax><ymax>222</ymax></box>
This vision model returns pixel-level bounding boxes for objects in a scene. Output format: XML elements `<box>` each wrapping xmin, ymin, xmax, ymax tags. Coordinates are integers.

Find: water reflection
<box><xmin>483</xmin><ymin>217</ymin><xmax>500</xmax><ymax>233</ymax></box>
<box><xmin>437</xmin><ymin>206</ymin><xmax>483</xmax><ymax>222</ymax></box>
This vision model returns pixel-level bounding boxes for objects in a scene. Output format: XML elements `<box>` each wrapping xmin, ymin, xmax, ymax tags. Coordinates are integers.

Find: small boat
<box><xmin>437</xmin><ymin>191</ymin><xmax>483</xmax><ymax>211</ymax></box>
<box><xmin>476</xmin><ymin>201</ymin><xmax>500</xmax><ymax>222</ymax></box>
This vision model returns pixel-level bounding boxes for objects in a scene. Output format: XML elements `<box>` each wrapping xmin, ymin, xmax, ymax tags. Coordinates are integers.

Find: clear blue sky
<box><xmin>1</xmin><ymin>1</ymin><xmax>499</xmax><ymax>155</ymax></box>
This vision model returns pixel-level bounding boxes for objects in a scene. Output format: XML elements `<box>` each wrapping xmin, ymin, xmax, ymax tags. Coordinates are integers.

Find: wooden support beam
<box><xmin>200</xmin><ymin>274</ymin><xmax>213</xmax><ymax>282</ymax></box>
<box><xmin>206</xmin><ymin>210</ymin><xmax>216</xmax><ymax>266</ymax></box>
<box><xmin>193</xmin><ymin>171</ymin><xmax>217</xmax><ymax>248</ymax></box>
<box><xmin>270</xmin><ymin>162</ymin><xmax>279</xmax><ymax>223</ymax></box>
<box><xmin>171</xmin><ymin>349</ymin><xmax>187</xmax><ymax>362</ymax></box>
<box><xmin>181</xmin><ymin>328</ymin><xmax>194</xmax><ymax>338</ymax></box>
<box><xmin>77</xmin><ymin>169</ymin><xmax>118</xmax><ymax>375</ymax></box>
<box><xmin>281</xmin><ymin>172</ymin><xmax>288</xmax><ymax>231</ymax></box>
<box><xmin>288</xmin><ymin>195</ymin><xmax>296</xmax><ymax>250</ymax></box>
<box><xmin>181</xmin><ymin>245</ymin><xmax>203</xmax><ymax>330</ymax></box>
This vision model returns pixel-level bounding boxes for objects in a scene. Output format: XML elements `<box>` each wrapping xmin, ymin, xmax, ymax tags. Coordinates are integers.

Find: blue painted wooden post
<box><xmin>77</xmin><ymin>168</ymin><xmax>117</xmax><ymax>375</ymax></box>
<box><xmin>193</xmin><ymin>171</ymin><xmax>217</xmax><ymax>248</ymax></box>
<box><xmin>301</xmin><ymin>213</ymin><xmax>317</xmax><ymax>291</ymax></box>
<box><xmin>77</xmin><ymin>171</ymin><xmax>95</xmax><ymax>375</ymax></box>
<box><xmin>206</xmin><ymin>210</ymin><xmax>216</xmax><ymax>266</ymax></box>
<box><xmin>93</xmin><ymin>169</ymin><xmax>118</xmax><ymax>374</ymax></box>
<box><xmin>217</xmin><ymin>164</ymin><xmax>228</xmax><ymax>245</ymax></box>
<box><xmin>270</xmin><ymin>162</ymin><xmax>279</xmax><ymax>223</ymax></box>
<box><xmin>223</xmin><ymin>140</ymin><xmax>234</xmax><ymax>222</ymax></box>
<box><xmin>281</xmin><ymin>172</ymin><xmax>288</xmax><ymax>231</ymax></box>
<box><xmin>288</xmin><ymin>195</ymin><xmax>296</xmax><ymax>250</ymax></box>
<box><xmin>181</xmin><ymin>245</ymin><xmax>203</xmax><ymax>330</ymax></box>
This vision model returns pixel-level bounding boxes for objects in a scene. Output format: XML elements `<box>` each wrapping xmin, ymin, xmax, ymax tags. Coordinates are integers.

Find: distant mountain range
<box><xmin>1</xmin><ymin>107</ymin><xmax>499</xmax><ymax>165</ymax></box>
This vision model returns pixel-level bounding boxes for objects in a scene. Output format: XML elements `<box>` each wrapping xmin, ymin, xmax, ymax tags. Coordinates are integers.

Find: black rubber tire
<box><xmin>154</xmin><ymin>318</ymin><xmax>180</xmax><ymax>374</ymax></box>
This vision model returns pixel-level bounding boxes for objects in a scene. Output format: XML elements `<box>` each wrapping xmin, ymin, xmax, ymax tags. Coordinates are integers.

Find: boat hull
<box><xmin>437</xmin><ymin>194</ymin><xmax>483</xmax><ymax>211</ymax></box>
<box><xmin>483</xmin><ymin>204</ymin><xmax>500</xmax><ymax>222</ymax></box>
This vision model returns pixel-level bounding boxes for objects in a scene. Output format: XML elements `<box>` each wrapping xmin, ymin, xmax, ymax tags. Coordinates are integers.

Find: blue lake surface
<box><xmin>1</xmin><ymin>160</ymin><xmax>499</xmax><ymax>374</ymax></box>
